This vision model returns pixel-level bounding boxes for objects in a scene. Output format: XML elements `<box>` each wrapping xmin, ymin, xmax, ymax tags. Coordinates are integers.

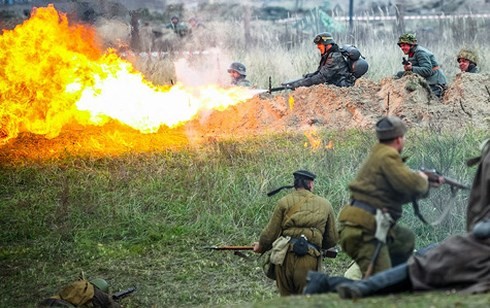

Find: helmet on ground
<box><xmin>457</xmin><ymin>48</ymin><xmax>478</xmax><ymax>64</ymax></box>
<box><xmin>313</xmin><ymin>32</ymin><xmax>335</xmax><ymax>45</ymax></box>
<box><xmin>90</xmin><ymin>278</ymin><xmax>109</xmax><ymax>293</ymax></box>
<box><xmin>397</xmin><ymin>33</ymin><xmax>417</xmax><ymax>46</ymax></box>
<box><xmin>293</xmin><ymin>170</ymin><xmax>316</xmax><ymax>181</ymax></box>
<box><xmin>227</xmin><ymin>62</ymin><xmax>247</xmax><ymax>75</ymax></box>
<box><xmin>375</xmin><ymin>116</ymin><xmax>407</xmax><ymax>140</ymax></box>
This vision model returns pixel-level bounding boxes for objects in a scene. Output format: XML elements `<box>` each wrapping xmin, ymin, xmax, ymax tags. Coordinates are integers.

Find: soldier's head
<box><xmin>375</xmin><ymin>116</ymin><xmax>407</xmax><ymax>152</ymax></box>
<box><xmin>457</xmin><ymin>48</ymin><xmax>478</xmax><ymax>72</ymax></box>
<box><xmin>313</xmin><ymin>32</ymin><xmax>335</xmax><ymax>54</ymax></box>
<box><xmin>397</xmin><ymin>33</ymin><xmax>417</xmax><ymax>54</ymax></box>
<box><xmin>90</xmin><ymin>278</ymin><xmax>109</xmax><ymax>293</ymax></box>
<box><xmin>227</xmin><ymin>62</ymin><xmax>247</xmax><ymax>79</ymax></box>
<box><xmin>171</xmin><ymin>16</ymin><xmax>179</xmax><ymax>25</ymax></box>
<box><xmin>293</xmin><ymin>170</ymin><xmax>316</xmax><ymax>191</ymax></box>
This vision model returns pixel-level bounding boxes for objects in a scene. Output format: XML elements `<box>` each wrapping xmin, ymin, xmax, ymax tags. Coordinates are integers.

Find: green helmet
<box><xmin>313</xmin><ymin>32</ymin><xmax>335</xmax><ymax>45</ymax></box>
<box><xmin>457</xmin><ymin>48</ymin><xmax>478</xmax><ymax>64</ymax></box>
<box><xmin>90</xmin><ymin>278</ymin><xmax>109</xmax><ymax>293</ymax></box>
<box><xmin>227</xmin><ymin>62</ymin><xmax>247</xmax><ymax>76</ymax></box>
<box><xmin>397</xmin><ymin>33</ymin><xmax>417</xmax><ymax>46</ymax></box>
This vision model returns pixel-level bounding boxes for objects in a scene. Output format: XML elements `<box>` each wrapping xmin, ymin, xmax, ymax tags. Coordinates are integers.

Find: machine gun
<box><xmin>112</xmin><ymin>286</ymin><xmax>136</xmax><ymax>301</ymax></box>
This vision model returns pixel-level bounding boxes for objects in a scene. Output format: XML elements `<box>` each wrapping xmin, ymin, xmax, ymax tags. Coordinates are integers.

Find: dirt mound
<box><xmin>187</xmin><ymin>73</ymin><xmax>490</xmax><ymax>136</ymax></box>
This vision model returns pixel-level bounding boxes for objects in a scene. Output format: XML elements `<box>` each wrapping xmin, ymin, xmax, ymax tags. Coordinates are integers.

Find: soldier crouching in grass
<box><xmin>303</xmin><ymin>139</ymin><xmax>490</xmax><ymax>298</ymax></box>
<box><xmin>252</xmin><ymin>170</ymin><xmax>338</xmax><ymax>296</ymax></box>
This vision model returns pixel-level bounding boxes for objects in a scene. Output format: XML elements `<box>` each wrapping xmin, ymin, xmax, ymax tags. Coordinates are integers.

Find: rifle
<box><xmin>412</xmin><ymin>168</ymin><xmax>470</xmax><ymax>225</ymax></box>
<box><xmin>204</xmin><ymin>245</ymin><xmax>338</xmax><ymax>259</ymax></box>
<box><xmin>402</xmin><ymin>57</ymin><xmax>409</xmax><ymax>65</ymax></box>
<box><xmin>112</xmin><ymin>286</ymin><xmax>136</xmax><ymax>301</ymax></box>
<box><xmin>420</xmin><ymin>168</ymin><xmax>470</xmax><ymax>192</ymax></box>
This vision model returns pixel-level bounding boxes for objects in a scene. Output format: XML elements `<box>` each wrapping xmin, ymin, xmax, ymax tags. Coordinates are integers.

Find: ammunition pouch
<box><xmin>290</xmin><ymin>236</ymin><xmax>320</xmax><ymax>257</ymax></box>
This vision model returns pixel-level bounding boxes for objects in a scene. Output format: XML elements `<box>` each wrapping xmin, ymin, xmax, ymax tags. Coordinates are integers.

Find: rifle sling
<box><xmin>412</xmin><ymin>197</ymin><xmax>455</xmax><ymax>226</ymax></box>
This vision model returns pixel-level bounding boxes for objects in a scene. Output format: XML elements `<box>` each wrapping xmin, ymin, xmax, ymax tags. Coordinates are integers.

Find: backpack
<box><xmin>57</xmin><ymin>280</ymin><xmax>95</xmax><ymax>305</ymax></box>
<box><xmin>340</xmin><ymin>44</ymin><xmax>369</xmax><ymax>79</ymax></box>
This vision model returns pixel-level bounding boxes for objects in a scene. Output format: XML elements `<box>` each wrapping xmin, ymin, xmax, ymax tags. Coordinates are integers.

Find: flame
<box><xmin>0</xmin><ymin>5</ymin><xmax>254</xmax><ymax>148</ymax></box>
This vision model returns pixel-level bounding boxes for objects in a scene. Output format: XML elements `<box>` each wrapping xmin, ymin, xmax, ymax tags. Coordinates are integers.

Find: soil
<box><xmin>187</xmin><ymin>72</ymin><xmax>490</xmax><ymax>137</ymax></box>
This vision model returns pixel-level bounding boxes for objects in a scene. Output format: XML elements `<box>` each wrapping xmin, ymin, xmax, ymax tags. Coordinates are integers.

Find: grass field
<box><xmin>1</xmin><ymin>128</ymin><xmax>489</xmax><ymax>307</ymax></box>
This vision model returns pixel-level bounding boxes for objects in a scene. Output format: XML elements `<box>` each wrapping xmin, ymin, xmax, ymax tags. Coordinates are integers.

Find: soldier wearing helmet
<box><xmin>457</xmin><ymin>48</ymin><xmax>479</xmax><ymax>73</ymax></box>
<box><xmin>396</xmin><ymin>33</ymin><xmax>447</xmax><ymax>98</ymax></box>
<box><xmin>165</xmin><ymin>15</ymin><xmax>189</xmax><ymax>38</ymax></box>
<box><xmin>281</xmin><ymin>32</ymin><xmax>354</xmax><ymax>90</ymax></box>
<box><xmin>227</xmin><ymin>62</ymin><xmax>251</xmax><ymax>87</ymax></box>
<box><xmin>253</xmin><ymin>169</ymin><xmax>338</xmax><ymax>296</ymax></box>
<box><xmin>39</xmin><ymin>276</ymin><xmax>121</xmax><ymax>307</ymax></box>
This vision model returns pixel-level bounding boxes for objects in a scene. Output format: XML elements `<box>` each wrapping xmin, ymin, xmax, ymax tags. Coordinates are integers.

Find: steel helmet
<box><xmin>90</xmin><ymin>278</ymin><xmax>109</xmax><ymax>293</ymax></box>
<box><xmin>457</xmin><ymin>48</ymin><xmax>478</xmax><ymax>64</ymax></box>
<box><xmin>397</xmin><ymin>33</ymin><xmax>417</xmax><ymax>46</ymax></box>
<box><xmin>313</xmin><ymin>32</ymin><xmax>335</xmax><ymax>45</ymax></box>
<box><xmin>227</xmin><ymin>62</ymin><xmax>247</xmax><ymax>76</ymax></box>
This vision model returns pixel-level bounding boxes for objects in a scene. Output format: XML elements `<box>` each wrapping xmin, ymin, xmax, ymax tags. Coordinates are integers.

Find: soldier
<box><xmin>334</xmin><ymin>117</ymin><xmax>442</xmax><ymax>279</ymax></box>
<box><xmin>281</xmin><ymin>32</ymin><xmax>354</xmax><ymax>90</ymax></box>
<box><xmin>38</xmin><ymin>277</ymin><xmax>121</xmax><ymax>307</ymax></box>
<box><xmin>457</xmin><ymin>48</ymin><xmax>479</xmax><ymax>73</ymax></box>
<box><xmin>165</xmin><ymin>16</ymin><xmax>189</xmax><ymax>38</ymax></box>
<box><xmin>253</xmin><ymin>170</ymin><xmax>338</xmax><ymax>296</ymax></box>
<box><xmin>396</xmin><ymin>33</ymin><xmax>448</xmax><ymax>98</ymax></box>
<box><xmin>304</xmin><ymin>139</ymin><xmax>490</xmax><ymax>298</ymax></box>
<box><xmin>227</xmin><ymin>62</ymin><xmax>252</xmax><ymax>87</ymax></box>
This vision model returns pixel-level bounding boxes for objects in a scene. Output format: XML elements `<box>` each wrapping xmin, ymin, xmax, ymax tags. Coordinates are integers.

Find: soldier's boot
<box><xmin>336</xmin><ymin>264</ymin><xmax>409</xmax><ymax>299</ymax></box>
<box><xmin>303</xmin><ymin>271</ymin><xmax>353</xmax><ymax>295</ymax></box>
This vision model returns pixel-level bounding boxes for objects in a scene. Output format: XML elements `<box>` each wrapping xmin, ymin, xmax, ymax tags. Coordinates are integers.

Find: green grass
<box><xmin>1</xmin><ymin>128</ymin><xmax>489</xmax><ymax>307</ymax></box>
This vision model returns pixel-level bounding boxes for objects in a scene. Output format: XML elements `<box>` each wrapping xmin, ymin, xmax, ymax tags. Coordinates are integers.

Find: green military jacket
<box><xmin>397</xmin><ymin>45</ymin><xmax>447</xmax><ymax>86</ymax></box>
<box><xmin>348</xmin><ymin>143</ymin><xmax>429</xmax><ymax>220</ymax></box>
<box><xmin>232</xmin><ymin>76</ymin><xmax>251</xmax><ymax>87</ymax></box>
<box><xmin>258</xmin><ymin>189</ymin><xmax>337</xmax><ymax>251</ymax></box>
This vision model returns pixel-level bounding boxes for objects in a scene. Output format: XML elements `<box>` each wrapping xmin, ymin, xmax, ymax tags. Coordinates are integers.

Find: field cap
<box><xmin>375</xmin><ymin>116</ymin><xmax>407</xmax><ymax>140</ymax></box>
<box><xmin>293</xmin><ymin>170</ymin><xmax>316</xmax><ymax>181</ymax></box>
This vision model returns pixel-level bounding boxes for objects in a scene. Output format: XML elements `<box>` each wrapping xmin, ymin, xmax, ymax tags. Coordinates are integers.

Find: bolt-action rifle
<box><xmin>412</xmin><ymin>168</ymin><xmax>470</xmax><ymax>225</ymax></box>
<box><xmin>204</xmin><ymin>245</ymin><xmax>338</xmax><ymax>259</ymax></box>
<box><xmin>112</xmin><ymin>286</ymin><xmax>136</xmax><ymax>301</ymax></box>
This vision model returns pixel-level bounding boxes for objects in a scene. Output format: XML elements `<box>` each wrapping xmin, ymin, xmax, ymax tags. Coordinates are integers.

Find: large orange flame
<box><xmin>0</xmin><ymin>5</ymin><xmax>255</xmax><ymax>149</ymax></box>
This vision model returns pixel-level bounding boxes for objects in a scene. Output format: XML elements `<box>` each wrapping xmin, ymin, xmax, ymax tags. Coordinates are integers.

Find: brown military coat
<box><xmin>408</xmin><ymin>146</ymin><xmax>490</xmax><ymax>293</ymax></box>
<box><xmin>258</xmin><ymin>188</ymin><xmax>337</xmax><ymax>295</ymax></box>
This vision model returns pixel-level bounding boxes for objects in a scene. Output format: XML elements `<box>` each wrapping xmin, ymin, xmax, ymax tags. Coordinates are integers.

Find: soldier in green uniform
<box><xmin>227</xmin><ymin>62</ymin><xmax>252</xmax><ymax>87</ymax></box>
<box><xmin>253</xmin><ymin>170</ymin><xmax>338</xmax><ymax>296</ymax></box>
<box><xmin>304</xmin><ymin>139</ymin><xmax>490</xmax><ymax>298</ymax></box>
<box><xmin>337</xmin><ymin>116</ymin><xmax>437</xmax><ymax>277</ymax></box>
<box><xmin>457</xmin><ymin>48</ymin><xmax>479</xmax><ymax>73</ymax></box>
<box><xmin>165</xmin><ymin>16</ymin><xmax>189</xmax><ymax>38</ymax></box>
<box><xmin>396</xmin><ymin>33</ymin><xmax>447</xmax><ymax>97</ymax></box>
<box><xmin>281</xmin><ymin>32</ymin><xmax>354</xmax><ymax>89</ymax></box>
<box><xmin>303</xmin><ymin>116</ymin><xmax>443</xmax><ymax>295</ymax></box>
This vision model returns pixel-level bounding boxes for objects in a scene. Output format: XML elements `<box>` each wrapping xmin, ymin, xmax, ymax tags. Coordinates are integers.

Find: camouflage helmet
<box><xmin>375</xmin><ymin>116</ymin><xmax>407</xmax><ymax>140</ymax></box>
<box><xmin>90</xmin><ymin>278</ymin><xmax>109</xmax><ymax>293</ymax></box>
<box><xmin>457</xmin><ymin>48</ymin><xmax>479</xmax><ymax>64</ymax></box>
<box><xmin>313</xmin><ymin>32</ymin><xmax>335</xmax><ymax>45</ymax></box>
<box><xmin>397</xmin><ymin>33</ymin><xmax>417</xmax><ymax>46</ymax></box>
<box><xmin>227</xmin><ymin>62</ymin><xmax>247</xmax><ymax>76</ymax></box>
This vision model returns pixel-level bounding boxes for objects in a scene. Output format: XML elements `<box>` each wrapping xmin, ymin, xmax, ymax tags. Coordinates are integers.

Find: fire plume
<box><xmin>0</xmin><ymin>5</ymin><xmax>255</xmax><ymax>151</ymax></box>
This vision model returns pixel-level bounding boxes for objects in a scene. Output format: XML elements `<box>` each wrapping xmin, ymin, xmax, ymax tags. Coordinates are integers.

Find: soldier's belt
<box><xmin>289</xmin><ymin>237</ymin><xmax>320</xmax><ymax>251</ymax></box>
<box><xmin>350</xmin><ymin>199</ymin><xmax>377</xmax><ymax>215</ymax></box>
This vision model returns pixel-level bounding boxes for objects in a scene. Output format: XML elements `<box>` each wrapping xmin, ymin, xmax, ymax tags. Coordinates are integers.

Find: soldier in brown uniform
<box><xmin>253</xmin><ymin>170</ymin><xmax>338</xmax><ymax>296</ymax></box>
<box><xmin>303</xmin><ymin>139</ymin><xmax>490</xmax><ymax>297</ymax></box>
<box><xmin>337</xmin><ymin>116</ymin><xmax>439</xmax><ymax>278</ymax></box>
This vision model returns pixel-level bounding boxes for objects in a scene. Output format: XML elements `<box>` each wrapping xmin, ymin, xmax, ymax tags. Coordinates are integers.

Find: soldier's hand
<box><xmin>404</xmin><ymin>62</ymin><xmax>413</xmax><ymax>71</ymax></box>
<box><xmin>252</xmin><ymin>242</ymin><xmax>261</xmax><ymax>253</ymax></box>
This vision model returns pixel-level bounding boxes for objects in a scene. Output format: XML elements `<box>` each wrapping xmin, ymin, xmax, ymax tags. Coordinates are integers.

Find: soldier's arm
<box><xmin>382</xmin><ymin>152</ymin><xmax>429</xmax><ymax>196</ymax></box>
<box><xmin>411</xmin><ymin>51</ymin><xmax>433</xmax><ymax>78</ymax></box>
<box><xmin>258</xmin><ymin>202</ymin><xmax>286</xmax><ymax>252</ymax></box>
<box><xmin>321</xmin><ymin>202</ymin><xmax>338</xmax><ymax>249</ymax></box>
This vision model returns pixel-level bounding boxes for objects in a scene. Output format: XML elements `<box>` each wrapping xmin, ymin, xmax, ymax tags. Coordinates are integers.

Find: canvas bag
<box><xmin>270</xmin><ymin>235</ymin><xmax>291</xmax><ymax>265</ymax></box>
<box><xmin>57</xmin><ymin>280</ymin><xmax>95</xmax><ymax>305</ymax></box>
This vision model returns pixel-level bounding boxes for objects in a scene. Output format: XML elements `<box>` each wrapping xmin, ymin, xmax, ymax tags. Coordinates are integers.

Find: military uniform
<box><xmin>165</xmin><ymin>17</ymin><xmax>189</xmax><ymax>38</ymax></box>
<box><xmin>338</xmin><ymin>117</ymin><xmax>429</xmax><ymax>277</ymax></box>
<box><xmin>285</xmin><ymin>33</ymin><xmax>353</xmax><ymax>89</ymax></box>
<box><xmin>396</xmin><ymin>33</ymin><xmax>447</xmax><ymax>97</ymax></box>
<box><xmin>258</xmin><ymin>171</ymin><xmax>337</xmax><ymax>296</ymax></box>
<box><xmin>231</xmin><ymin>76</ymin><xmax>251</xmax><ymax>87</ymax></box>
<box><xmin>227</xmin><ymin>62</ymin><xmax>251</xmax><ymax>87</ymax></box>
